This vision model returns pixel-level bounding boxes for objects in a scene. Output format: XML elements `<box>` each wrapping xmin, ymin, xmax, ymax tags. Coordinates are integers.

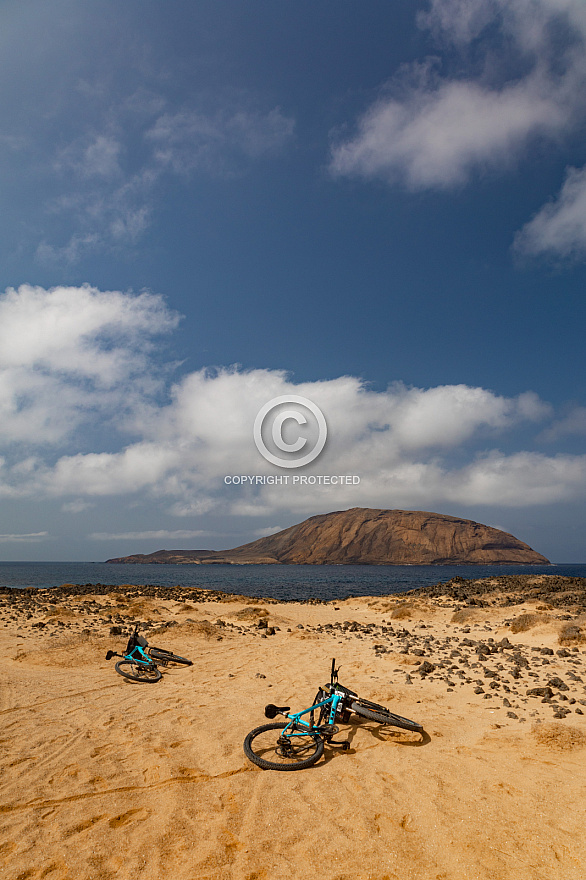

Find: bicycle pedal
<box><xmin>330</xmin><ymin>738</ymin><xmax>351</xmax><ymax>750</ymax></box>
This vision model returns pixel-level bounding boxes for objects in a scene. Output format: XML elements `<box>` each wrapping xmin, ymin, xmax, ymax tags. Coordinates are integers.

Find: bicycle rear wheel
<box><xmin>147</xmin><ymin>647</ymin><xmax>192</xmax><ymax>666</ymax></box>
<box><xmin>244</xmin><ymin>722</ymin><xmax>324</xmax><ymax>771</ymax></box>
<box><xmin>115</xmin><ymin>659</ymin><xmax>162</xmax><ymax>683</ymax></box>
<box><xmin>350</xmin><ymin>699</ymin><xmax>422</xmax><ymax>732</ymax></box>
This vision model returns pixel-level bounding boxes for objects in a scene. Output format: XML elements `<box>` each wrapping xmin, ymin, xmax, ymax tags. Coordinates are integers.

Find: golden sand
<box><xmin>1</xmin><ymin>587</ymin><xmax>585</xmax><ymax>880</ymax></box>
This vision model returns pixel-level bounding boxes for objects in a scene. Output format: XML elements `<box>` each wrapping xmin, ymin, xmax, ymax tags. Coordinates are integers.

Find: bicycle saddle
<box><xmin>264</xmin><ymin>704</ymin><xmax>290</xmax><ymax>719</ymax></box>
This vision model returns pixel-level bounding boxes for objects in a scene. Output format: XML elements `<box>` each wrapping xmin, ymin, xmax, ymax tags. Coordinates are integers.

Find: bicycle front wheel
<box><xmin>350</xmin><ymin>699</ymin><xmax>422</xmax><ymax>732</ymax></box>
<box><xmin>147</xmin><ymin>647</ymin><xmax>193</xmax><ymax>666</ymax></box>
<box><xmin>243</xmin><ymin>722</ymin><xmax>324</xmax><ymax>771</ymax></box>
<box><xmin>115</xmin><ymin>660</ymin><xmax>162</xmax><ymax>683</ymax></box>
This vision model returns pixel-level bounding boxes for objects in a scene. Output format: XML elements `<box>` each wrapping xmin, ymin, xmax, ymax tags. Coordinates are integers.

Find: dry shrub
<box><xmin>17</xmin><ymin>632</ymin><xmax>109</xmax><ymax>668</ymax></box>
<box><xmin>233</xmin><ymin>606</ymin><xmax>269</xmax><ymax>621</ymax></box>
<box><xmin>558</xmin><ymin>622</ymin><xmax>585</xmax><ymax>646</ymax></box>
<box><xmin>509</xmin><ymin>613</ymin><xmax>542</xmax><ymax>633</ymax></box>
<box><xmin>179</xmin><ymin>619</ymin><xmax>223</xmax><ymax>639</ymax></box>
<box><xmin>44</xmin><ymin>605</ymin><xmax>78</xmax><ymax>620</ymax></box>
<box><xmin>369</xmin><ymin>600</ymin><xmax>398</xmax><ymax>613</ymax></box>
<box><xmin>450</xmin><ymin>608</ymin><xmax>479</xmax><ymax>624</ymax></box>
<box><xmin>532</xmin><ymin>722</ymin><xmax>586</xmax><ymax>750</ymax></box>
<box><xmin>127</xmin><ymin>599</ymin><xmax>161</xmax><ymax>617</ymax></box>
<box><xmin>390</xmin><ymin>604</ymin><xmax>412</xmax><ymax>620</ymax></box>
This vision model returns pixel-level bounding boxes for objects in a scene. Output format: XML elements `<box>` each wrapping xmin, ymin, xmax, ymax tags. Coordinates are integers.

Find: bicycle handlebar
<box><xmin>331</xmin><ymin>657</ymin><xmax>339</xmax><ymax>684</ymax></box>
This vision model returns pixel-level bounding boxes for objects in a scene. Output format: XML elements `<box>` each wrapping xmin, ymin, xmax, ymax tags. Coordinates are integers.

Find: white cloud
<box><xmin>331</xmin><ymin>0</ymin><xmax>586</xmax><ymax>190</ymax></box>
<box><xmin>331</xmin><ymin>74</ymin><xmax>566</xmax><ymax>189</ymax></box>
<box><xmin>0</xmin><ymin>288</ymin><xmax>580</xmax><ymax>514</ymax></box>
<box><xmin>417</xmin><ymin>0</ymin><xmax>500</xmax><ymax>45</ymax></box>
<box><xmin>0</xmin><ymin>531</ymin><xmax>49</xmax><ymax>543</ymax></box>
<box><xmin>514</xmin><ymin>165</ymin><xmax>586</xmax><ymax>258</ymax></box>
<box><xmin>37</xmin><ymin>100</ymin><xmax>294</xmax><ymax>262</ymax></box>
<box><xmin>90</xmin><ymin>529</ymin><xmax>210</xmax><ymax>541</ymax></box>
<box><xmin>46</xmin><ymin>443</ymin><xmax>182</xmax><ymax>496</ymax></box>
<box><xmin>147</xmin><ymin>107</ymin><xmax>294</xmax><ymax>175</ymax></box>
<box><xmin>36</xmin><ymin>233</ymin><xmax>101</xmax><ymax>265</ymax></box>
<box><xmin>452</xmin><ymin>451</ymin><xmax>586</xmax><ymax>505</ymax></box>
<box><xmin>419</xmin><ymin>0</ymin><xmax>586</xmax><ymax>52</ymax></box>
<box><xmin>1</xmin><ymin>363</ymin><xmax>569</xmax><ymax>511</ymax></box>
<box><xmin>61</xmin><ymin>499</ymin><xmax>94</xmax><ymax>513</ymax></box>
<box><xmin>0</xmin><ymin>284</ymin><xmax>179</xmax><ymax>444</ymax></box>
<box><xmin>539</xmin><ymin>406</ymin><xmax>586</xmax><ymax>442</ymax></box>
<box><xmin>56</xmin><ymin>134</ymin><xmax>123</xmax><ymax>180</ymax></box>
<box><xmin>252</xmin><ymin>525</ymin><xmax>285</xmax><ymax>537</ymax></box>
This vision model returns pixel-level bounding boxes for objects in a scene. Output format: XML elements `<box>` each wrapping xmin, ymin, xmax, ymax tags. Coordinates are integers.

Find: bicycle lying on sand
<box><xmin>106</xmin><ymin>626</ymin><xmax>192</xmax><ymax>683</ymax></box>
<box><xmin>243</xmin><ymin>658</ymin><xmax>423</xmax><ymax>770</ymax></box>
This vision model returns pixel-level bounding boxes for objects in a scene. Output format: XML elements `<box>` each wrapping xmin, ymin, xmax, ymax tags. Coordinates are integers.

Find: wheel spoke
<box><xmin>244</xmin><ymin>723</ymin><xmax>324</xmax><ymax>770</ymax></box>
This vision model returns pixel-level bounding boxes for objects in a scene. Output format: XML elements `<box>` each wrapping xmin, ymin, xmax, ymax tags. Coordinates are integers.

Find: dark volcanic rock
<box><xmin>412</xmin><ymin>574</ymin><xmax>586</xmax><ymax>612</ymax></box>
<box><xmin>106</xmin><ymin>508</ymin><xmax>548</xmax><ymax>566</ymax></box>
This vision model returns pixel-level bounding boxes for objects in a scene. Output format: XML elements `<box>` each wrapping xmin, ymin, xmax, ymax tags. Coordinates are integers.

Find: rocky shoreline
<box><xmin>414</xmin><ymin>573</ymin><xmax>586</xmax><ymax>610</ymax></box>
<box><xmin>2</xmin><ymin>571</ymin><xmax>585</xmax><ymax>607</ymax></box>
<box><xmin>2</xmin><ymin>574</ymin><xmax>585</xmax><ymax>726</ymax></box>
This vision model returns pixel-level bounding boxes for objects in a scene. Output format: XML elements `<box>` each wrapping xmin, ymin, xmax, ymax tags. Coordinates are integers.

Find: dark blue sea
<box><xmin>1</xmin><ymin>561</ymin><xmax>585</xmax><ymax>602</ymax></box>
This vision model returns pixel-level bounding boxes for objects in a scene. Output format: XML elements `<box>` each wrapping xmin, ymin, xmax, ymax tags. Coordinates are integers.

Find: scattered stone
<box><xmin>527</xmin><ymin>687</ymin><xmax>554</xmax><ymax>698</ymax></box>
<box><xmin>547</xmin><ymin>676</ymin><xmax>569</xmax><ymax>692</ymax></box>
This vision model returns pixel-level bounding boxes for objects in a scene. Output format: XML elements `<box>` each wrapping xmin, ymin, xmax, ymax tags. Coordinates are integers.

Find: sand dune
<box><xmin>1</xmin><ymin>580</ymin><xmax>585</xmax><ymax>880</ymax></box>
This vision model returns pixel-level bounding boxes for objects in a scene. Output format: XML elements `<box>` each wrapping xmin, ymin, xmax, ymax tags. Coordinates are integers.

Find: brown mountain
<box><xmin>106</xmin><ymin>508</ymin><xmax>549</xmax><ymax>565</ymax></box>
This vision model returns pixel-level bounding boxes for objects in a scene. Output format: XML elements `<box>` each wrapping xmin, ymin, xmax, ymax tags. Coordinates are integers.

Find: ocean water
<box><xmin>1</xmin><ymin>561</ymin><xmax>585</xmax><ymax>602</ymax></box>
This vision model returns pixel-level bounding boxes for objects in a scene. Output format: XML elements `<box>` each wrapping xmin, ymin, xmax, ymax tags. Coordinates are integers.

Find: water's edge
<box><xmin>1</xmin><ymin>561</ymin><xmax>585</xmax><ymax>602</ymax></box>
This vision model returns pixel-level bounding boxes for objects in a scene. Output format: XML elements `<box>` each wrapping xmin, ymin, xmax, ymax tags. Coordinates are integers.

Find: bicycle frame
<box><xmin>280</xmin><ymin>690</ymin><xmax>344</xmax><ymax>738</ymax></box>
<box><xmin>106</xmin><ymin>637</ymin><xmax>157</xmax><ymax>667</ymax></box>
<box><xmin>125</xmin><ymin>643</ymin><xmax>154</xmax><ymax>666</ymax></box>
<box><xmin>268</xmin><ymin>659</ymin><xmax>357</xmax><ymax>750</ymax></box>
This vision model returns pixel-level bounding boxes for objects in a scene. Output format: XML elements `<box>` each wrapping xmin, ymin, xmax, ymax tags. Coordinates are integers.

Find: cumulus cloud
<box><xmin>539</xmin><ymin>406</ymin><xmax>586</xmax><ymax>442</ymax></box>
<box><xmin>330</xmin><ymin>0</ymin><xmax>586</xmax><ymax>189</ymax></box>
<box><xmin>514</xmin><ymin>165</ymin><xmax>586</xmax><ymax>258</ymax></box>
<box><xmin>0</xmin><ymin>286</ymin><xmax>581</xmax><ymax>515</ymax></box>
<box><xmin>0</xmin><ymin>283</ymin><xmax>179</xmax><ymax>444</ymax></box>
<box><xmin>330</xmin><ymin>73</ymin><xmax>566</xmax><ymax>189</ymax></box>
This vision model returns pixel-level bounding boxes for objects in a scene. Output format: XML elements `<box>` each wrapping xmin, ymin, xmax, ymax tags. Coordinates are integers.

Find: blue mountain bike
<box><xmin>244</xmin><ymin>658</ymin><xmax>423</xmax><ymax>770</ymax></box>
<box><xmin>106</xmin><ymin>625</ymin><xmax>193</xmax><ymax>683</ymax></box>
<box><xmin>106</xmin><ymin>627</ymin><xmax>162</xmax><ymax>683</ymax></box>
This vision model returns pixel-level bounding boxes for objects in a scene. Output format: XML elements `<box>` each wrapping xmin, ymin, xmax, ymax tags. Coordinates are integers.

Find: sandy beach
<box><xmin>1</xmin><ymin>576</ymin><xmax>586</xmax><ymax>880</ymax></box>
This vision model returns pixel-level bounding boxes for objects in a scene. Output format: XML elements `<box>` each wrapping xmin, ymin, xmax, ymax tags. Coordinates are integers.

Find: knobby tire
<box><xmin>350</xmin><ymin>699</ymin><xmax>423</xmax><ymax>732</ymax></box>
<box><xmin>147</xmin><ymin>647</ymin><xmax>192</xmax><ymax>666</ymax></box>
<box><xmin>243</xmin><ymin>722</ymin><xmax>324</xmax><ymax>771</ymax></box>
<box><xmin>114</xmin><ymin>659</ymin><xmax>162</xmax><ymax>683</ymax></box>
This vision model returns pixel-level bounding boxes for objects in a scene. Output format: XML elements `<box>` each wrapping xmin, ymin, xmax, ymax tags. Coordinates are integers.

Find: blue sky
<box><xmin>1</xmin><ymin>0</ymin><xmax>586</xmax><ymax>562</ymax></box>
